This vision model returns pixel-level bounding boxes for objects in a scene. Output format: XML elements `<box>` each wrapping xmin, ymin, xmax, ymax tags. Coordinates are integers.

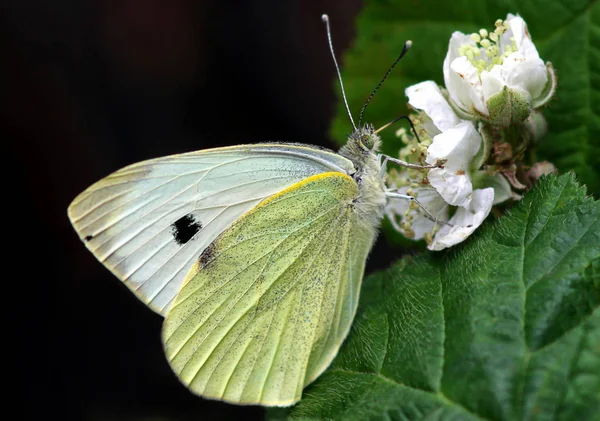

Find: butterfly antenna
<box><xmin>358</xmin><ymin>40</ymin><xmax>413</xmax><ymax>127</ymax></box>
<box><xmin>374</xmin><ymin>114</ymin><xmax>420</xmax><ymax>143</ymax></box>
<box><xmin>322</xmin><ymin>14</ymin><xmax>357</xmax><ymax>131</ymax></box>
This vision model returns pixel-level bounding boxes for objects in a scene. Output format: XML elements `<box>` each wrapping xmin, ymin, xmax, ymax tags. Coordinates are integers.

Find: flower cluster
<box><xmin>386</xmin><ymin>14</ymin><xmax>556</xmax><ymax>250</ymax></box>
<box><xmin>444</xmin><ymin>14</ymin><xmax>556</xmax><ymax>126</ymax></box>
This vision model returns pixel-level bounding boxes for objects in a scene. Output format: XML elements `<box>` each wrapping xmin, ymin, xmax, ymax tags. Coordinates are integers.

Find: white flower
<box><xmin>405</xmin><ymin>81</ymin><xmax>461</xmax><ymax>132</ymax></box>
<box><xmin>425</xmin><ymin>122</ymin><xmax>481</xmax><ymax>207</ymax></box>
<box><xmin>428</xmin><ymin>188</ymin><xmax>495</xmax><ymax>250</ymax></box>
<box><xmin>385</xmin><ymin>184</ymin><xmax>495</xmax><ymax>251</ymax></box>
<box><xmin>385</xmin><ymin>186</ymin><xmax>449</xmax><ymax>240</ymax></box>
<box><xmin>385</xmin><ymin>81</ymin><xmax>508</xmax><ymax>250</ymax></box>
<box><xmin>407</xmin><ymin>81</ymin><xmax>481</xmax><ymax>207</ymax></box>
<box><xmin>443</xmin><ymin>14</ymin><xmax>556</xmax><ymax>126</ymax></box>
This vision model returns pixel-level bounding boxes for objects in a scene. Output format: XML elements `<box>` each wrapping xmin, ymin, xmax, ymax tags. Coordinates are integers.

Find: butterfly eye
<box><xmin>361</xmin><ymin>135</ymin><xmax>375</xmax><ymax>150</ymax></box>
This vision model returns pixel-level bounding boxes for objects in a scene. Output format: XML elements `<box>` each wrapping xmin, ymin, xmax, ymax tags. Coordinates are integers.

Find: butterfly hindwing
<box><xmin>68</xmin><ymin>145</ymin><xmax>354</xmax><ymax>315</ymax></box>
<box><xmin>162</xmin><ymin>172</ymin><xmax>377</xmax><ymax>406</ymax></box>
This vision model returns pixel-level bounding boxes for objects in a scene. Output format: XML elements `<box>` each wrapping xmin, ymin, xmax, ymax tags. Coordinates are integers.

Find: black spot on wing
<box><xmin>84</xmin><ymin>235</ymin><xmax>93</xmax><ymax>242</ymax></box>
<box><xmin>171</xmin><ymin>214</ymin><xmax>202</xmax><ymax>246</ymax></box>
<box><xmin>198</xmin><ymin>242</ymin><xmax>215</xmax><ymax>269</ymax></box>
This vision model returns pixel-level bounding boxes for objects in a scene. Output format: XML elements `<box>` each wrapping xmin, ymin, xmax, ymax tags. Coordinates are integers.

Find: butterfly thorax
<box><xmin>339</xmin><ymin>125</ymin><xmax>386</xmax><ymax>229</ymax></box>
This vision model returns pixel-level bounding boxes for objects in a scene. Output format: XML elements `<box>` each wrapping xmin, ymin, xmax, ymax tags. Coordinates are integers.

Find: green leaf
<box><xmin>329</xmin><ymin>0</ymin><xmax>600</xmax><ymax>196</ymax></box>
<box><xmin>271</xmin><ymin>174</ymin><xmax>600</xmax><ymax>420</ymax></box>
<box><xmin>536</xmin><ymin>2</ymin><xmax>600</xmax><ymax>198</ymax></box>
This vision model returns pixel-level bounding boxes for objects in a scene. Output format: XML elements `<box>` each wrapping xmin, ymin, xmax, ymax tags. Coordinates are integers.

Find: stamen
<box><xmin>459</xmin><ymin>18</ymin><xmax>516</xmax><ymax>73</ymax></box>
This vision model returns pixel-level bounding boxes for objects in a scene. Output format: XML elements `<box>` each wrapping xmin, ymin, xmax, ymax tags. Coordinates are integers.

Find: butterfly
<box><xmin>68</xmin><ymin>16</ymin><xmax>425</xmax><ymax>407</ymax></box>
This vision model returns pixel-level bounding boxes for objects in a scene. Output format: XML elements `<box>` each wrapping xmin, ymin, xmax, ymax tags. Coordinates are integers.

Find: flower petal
<box><xmin>531</xmin><ymin>63</ymin><xmax>557</xmax><ymax>108</ymax></box>
<box><xmin>481</xmin><ymin>65</ymin><xmax>506</xmax><ymax>105</ymax></box>
<box><xmin>406</xmin><ymin>81</ymin><xmax>461</xmax><ymax>132</ymax></box>
<box><xmin>428</xmin><ymin>168</ymin><xmax>473</xmax><ymax>207</ymax></box>
<box><xmin>443</xmin><ymin>32</ymin><xmax>485</xmax><ymax>115</ymax></box>
<box><xmin>472</xmin><ymin>171</ymin><xmax>512</xmax><ymax>205</ymax></box>
<box><xmin>502</xmin><ymin>53</ymin><xmax>548</xmax><ymax>100</ymax></box>
<box><xmin>449</xmin><ymin>56</ymin><xmax>487</xmax><ymax>115</ymax></box>
<box><xmin>425</xmin><ymin>122</ymin><xmax>482</xmax><ymax>169</ymax></box>
<box><xmin>428</xmin><ymin>187</ymin><xmax>494</xmax><ymax>251</ymax></box>
<box><xmin>446</xmin><ymin>31</ymin><xmax>472</xmax><ymax>63</ymax></box>
<box><xmin>425</xmin><ymin>122</ymin><xmax>482</xmax><ymax>206</ymax></box>
<box><xmin>506</xmin><ymin>14</ymin><xmax>540</xmax><ymax>60</ymax></box>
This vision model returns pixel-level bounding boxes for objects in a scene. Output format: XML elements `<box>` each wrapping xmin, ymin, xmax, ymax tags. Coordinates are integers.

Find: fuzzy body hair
<box><xmin>338</xmin><ymin>125</ymin><xmax>387</xmax><ymax>231</ymax></box>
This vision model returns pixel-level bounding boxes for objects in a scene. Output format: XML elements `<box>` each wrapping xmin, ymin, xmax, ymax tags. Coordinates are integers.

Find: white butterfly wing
<box><xmin>68</xmin><ymin>144</ymin><xmax>355</xmax><ymax>315</ymax></box>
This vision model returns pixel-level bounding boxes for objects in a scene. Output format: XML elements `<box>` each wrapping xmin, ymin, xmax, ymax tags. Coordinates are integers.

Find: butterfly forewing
<box><xmin>162</xmin><ymin>172</ymin><xmax>376</xmax><ymax>406</ymax></box>
<box><xmin>68</xmin><ymin>144</ymin><xmax>354</xmax><ymax>315</ymax></box>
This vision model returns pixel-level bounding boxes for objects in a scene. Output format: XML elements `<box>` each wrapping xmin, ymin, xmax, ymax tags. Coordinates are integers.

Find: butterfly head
<box><xmin>341</xmin><ymin>124</ymin><xmax>381</xmax><ymax>156</ymax></box>
<box><xmin>338</xmin><ymin>124</ymin><xmax>383</xmax><ymax>178</ymax></box>
<box><xmin>356</xmin><ymin>125</ymin><xmax>381</xmax><ymax>150</ymax></box>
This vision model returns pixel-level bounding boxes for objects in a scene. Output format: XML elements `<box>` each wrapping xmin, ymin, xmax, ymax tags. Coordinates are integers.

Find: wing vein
<box><xmin>77</xmin><ymin>155</ymin><xmax>259</xmax><ymax>232</ymax></box>
<box><xmin>313</xmin><ymin>211</ymin><xmax>353</xmax><ymax>376</ymax></box>
<box><xmin>213</xmin><ymin>208</ymin><xmax>345</xmax><ymax>399</ymax></box>
<box><xmin>274</xmin><ymin>207</ymin><xmax>346</xmax><ymax>401</ymax></box>
<box><xmin>116</xmin><ymin>206</ymin><xmax>224</xmax><ymax>277</ymax></box>
<box><xmin>143</xmin><ymin>210</ymin><xmax>239</xmax><ymax>305</ymax></box>
<box><xmin>97</xmin><ymin>183</ymin><xmax>197</xmax><ymax>260</ymax></box>
<box><xmin>257</xmin><ymin>289</ymin><xmax>298</xmax><ymax>404</ymax></box>
<box><xmin>178</xmin><ymin>255</ymin><xmax>273</xmax><ymax>379</ymax></box>
<box><xmin>173</xmin><ymin>204</ymin><xmax>340</xmax><ymax>384</ymax></box>
<box><xmin>71</xmin><ymin>185</ymin><xmax>140</xmax><ymax>222</ymax></box>
<box><xmin>168</xmin><ymin>206</ymin><xmax>337</xmax><ymax>358</ymax></box>
<box><xmin>78</xmin><ymin>173</ymin><xmax>198</xmax><ymax>232</ymax></box>
<box><xmin>173</xmin><ymin>204</ymin><xmax>340</xmax><ymax>307</ymax></box>
<box><xmin>128</xmin><ymin>207</ymin><xmax>232</xmax><ymax>300</ymax></box>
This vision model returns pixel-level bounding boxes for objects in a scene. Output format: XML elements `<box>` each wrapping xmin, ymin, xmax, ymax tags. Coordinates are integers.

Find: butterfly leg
<box><xmin>378</xmin><ymin>154</ymin><xmax>438</xmax><ymax>177</ymax></box>
<box><xmin>379</xmin><ymin>155</ymin><xmax>388</xmax><ymax>178</ymax></box>
<box><xmin>380</xmin><ymin>155</ymin><xmax>443</xmax><ymax>224</ymax></box>
<box><xmin>385</xmin><ymin>190</ymin><xmax>454</xmax><ymax>228</ymax></box>
<box><xmin>382</xmin><ymin>155</ymin><xmax>438</xmax><ymax>170</ymax></box>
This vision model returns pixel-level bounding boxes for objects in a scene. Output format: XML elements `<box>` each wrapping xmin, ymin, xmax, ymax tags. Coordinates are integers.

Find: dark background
<box><xmin>4</xmin><ymin>1</ymin><xmax>408</xmax><ymax>420</ymax></box>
